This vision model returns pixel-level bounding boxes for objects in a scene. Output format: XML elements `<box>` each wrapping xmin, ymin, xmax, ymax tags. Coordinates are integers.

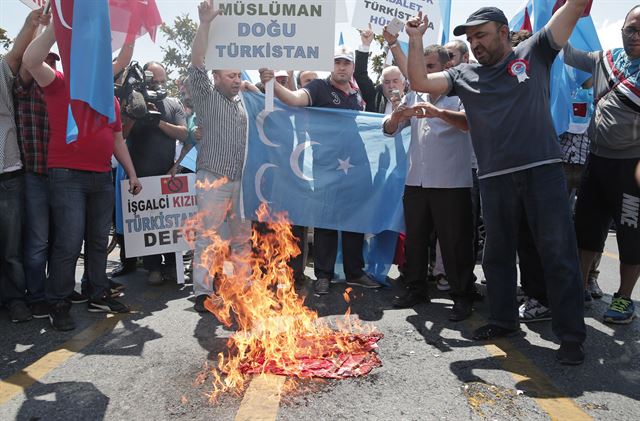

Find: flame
<box><xmin>186</xmin><ymin>190</ymin><xmax>381</xmax><ymax>401</ymax></box>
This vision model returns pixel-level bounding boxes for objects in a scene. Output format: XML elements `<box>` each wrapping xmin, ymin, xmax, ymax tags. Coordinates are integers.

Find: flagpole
<box><xmin>36</xmin><ymin>1</ymin><xmax>51</xmax><ymax>35</ymax></box>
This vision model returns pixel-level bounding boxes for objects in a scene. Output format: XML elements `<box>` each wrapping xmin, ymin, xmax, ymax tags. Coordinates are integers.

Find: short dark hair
<box><xmin>510</xmin><ymin>30</ymin><xmax>532</xmax><ymax>47</ymax></box>
<box><xmin>625</xmin><ymin>5</ymin><xmax>640</xmax><ymax>25</ymax></box>
<box><xmin>423</xmin><ymin>45</ymin><xmax>450</xmax><ymax>67</ymax></box>
<box><xmin>447</xmin><ymin>39</ymin><xmax>469</xmax><ymax>56</ymax></box>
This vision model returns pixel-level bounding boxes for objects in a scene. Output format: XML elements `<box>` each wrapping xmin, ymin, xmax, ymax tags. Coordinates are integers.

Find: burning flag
<box><xmin>188</xmin><ymin>200</ymin><xmax>383</xmax><ymax>400</ymax></box>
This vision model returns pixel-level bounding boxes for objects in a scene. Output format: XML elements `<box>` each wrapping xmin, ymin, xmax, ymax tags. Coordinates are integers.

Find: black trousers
<box><xmin>518</xmin><ymin>217</ymin><xmax>548</xmax><ymax>305</ymax></box>
<box><xmin>403</xmin><ymin>186</ymin><xmax>475</xmax><ymax>298</ymax></box>
<box><xmin>313</xmin><ymin>228</ymin><xmax>364</xmax><ymax>280</ymax></box>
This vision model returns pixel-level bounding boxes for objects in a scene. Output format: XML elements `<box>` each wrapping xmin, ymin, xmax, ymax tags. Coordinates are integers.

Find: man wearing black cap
<box><xmin>406</xmin><ymin>0</ymin><xmax>591</xmax><ymax>365</ymax></box>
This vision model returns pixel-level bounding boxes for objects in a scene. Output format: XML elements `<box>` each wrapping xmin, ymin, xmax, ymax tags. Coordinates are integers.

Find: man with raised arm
<box><xmin>405</xmin><ymin>1</ymin><xmax>591</xmax><ymax>365</ymax></box>
<box><xmin>22</xmin><ymin>20</ymin><xmax>142</xmax><ymax>331</ymax></box>
<box><xmin>564</xmin><ymin>5</ymin><xmax>640</xmax><ymax>325</ymax></box>
<box><xmin>187</xmin><ymin>0</ymin><xmax>252</xmax><ymax>313</ymax></box>
<box><xmin>0</xmin><ymin>7</ymin><xmax>48</xmax><ymax>324</ymax></box>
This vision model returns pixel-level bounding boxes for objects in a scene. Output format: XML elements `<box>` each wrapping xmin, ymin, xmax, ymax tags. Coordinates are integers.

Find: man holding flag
<box><xmin>406</xmin><ymin>0</ymin><xmax>591</xmax><ymax>364</ymax></box>
<box><xmin>22</xmin><ymin>9</ymin><xmax>142</xmax><ymax>331</ymax></box>
<box><xmin>565</xmin><ymin>5</ymin><xmax>640</xmax><ymax>325</ymax></box>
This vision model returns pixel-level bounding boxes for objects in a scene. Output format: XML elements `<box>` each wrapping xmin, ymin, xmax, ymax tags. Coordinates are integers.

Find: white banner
<box><xmin>351</xmin><ymin>0</ymin><xmax>441</xmax><ymax>45</ymax></box>
<box><xmin>19</xmin><ymin>0</ymin><xmax>47</xmax><ymax>10</ymax></box>
<box><xmin>205</xmin><ymin>0</ymin><xmax>337</xmax><ymax>71</ymax></box>
<box><xmin>121</xmin><ymin>174</ymin><xmax>197</xmax><ymax>258</ymax></box>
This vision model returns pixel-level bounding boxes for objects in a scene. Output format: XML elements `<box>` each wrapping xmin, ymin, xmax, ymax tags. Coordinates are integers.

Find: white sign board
<box><xmin>121</xmin><ymin>174</ymin><xmax>197</xmax><ymax>258</ymax></box>
<box><xmin>351</xmin><ymin>0</ymin><xmax>441</xmax><ymax>45</ymax></box>
<box><xmin>19</xmin><ymin>0</ymin><xmax>47</xmax><ymax>10</ymax></box>
<box><xmin>205</xmin><ymin>0</ymin><xmax>337</xmax><ymax>71</ymax></box>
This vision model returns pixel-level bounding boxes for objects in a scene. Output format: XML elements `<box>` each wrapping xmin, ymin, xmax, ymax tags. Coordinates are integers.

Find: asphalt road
<box><xmin>1</xmin><ymin>233</ymin><xmax>639</xmax><ymax>421</ymax></box>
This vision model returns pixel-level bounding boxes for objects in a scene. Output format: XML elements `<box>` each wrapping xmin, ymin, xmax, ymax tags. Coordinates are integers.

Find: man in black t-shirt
<box><xmin>122</xmin><ymin>61</ymin><xmax>188</xmax><ymax>286</ymax></box>
<box><xmin>259</xmin><ymin>47</ymin><xmax>381</xmax><ymax>296</ymax></box>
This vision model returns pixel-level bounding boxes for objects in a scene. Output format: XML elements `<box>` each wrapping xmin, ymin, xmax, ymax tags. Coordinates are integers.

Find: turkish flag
<box><xmin>521</xmin><ymin>8</ymin><xmax>533</xmax><ymax>32</ymax></box>
<box><xmin>161</xmin><ymin>176</ymin><xmax>189</xmax><ymax>195</ymax></box>
<box><xmin>552</xmin><ymin>0</ymin><xmax>593</xmax><ymax>17</ymax></box>
<box><xmin>109</xmin><ymin>0</ymin><xmax>163</xmax><ymax>52</ymax></box>
<box><xmin>572</xmin><ymin>102</ymin><xmax>588</xmax><ymax>118</ymax></box>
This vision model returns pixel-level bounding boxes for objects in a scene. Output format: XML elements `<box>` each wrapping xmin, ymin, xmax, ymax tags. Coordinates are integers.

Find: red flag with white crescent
<box><xmin>109</xmin><ymin>0</ymin><xmax>163</xmax><ymax>52</ymax></box>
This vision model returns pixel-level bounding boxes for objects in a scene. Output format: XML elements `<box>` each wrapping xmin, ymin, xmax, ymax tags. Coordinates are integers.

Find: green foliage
<box><xmin>0</xmin><ymin>27</ymin><xmax>12</xmax><ymax>52</ymax></box>
<box><xmin>369</xmin><ymin>34</ymin><xmax>387</xmax><ymax>84</ymax></box>
<box><xmin>159</xmin><ymin>14</ymin><xmax>198</xmax><ymax>96</ymax></box>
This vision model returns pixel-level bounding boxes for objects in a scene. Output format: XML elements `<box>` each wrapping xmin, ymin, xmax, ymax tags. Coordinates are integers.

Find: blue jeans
<box><xmin>47</xmin><ymin>169</ymin><xmax>114</xmax><ymax>303</ymax></box>
<box><xmin>0</xmin><ymin>172</ymin><xmax>26</xmax><ymax>304</ymax></box>
<box><xmin>23</xmin><ymin>172</ymin><xmax>50</xmax><ymax>303</ymax></box>
<box><xmin>480</xmin><ymin>164</ymin><xmax>585</xmax><ymax>343</ymax></box>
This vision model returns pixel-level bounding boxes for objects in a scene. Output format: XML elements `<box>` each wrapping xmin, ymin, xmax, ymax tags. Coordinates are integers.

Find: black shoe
<box><xmin>314</xmin><ymin>278</ymin><xmax>330</xmax><ymax>295</ymax></box>
<box><xmin>69</xmin><ymin>290</ymin><xmax>89</xmax><ymax>304</ymax></box>
<box><xmin>450</xmin><ymin>298</ymin><xmax>473</xmax><ymax>322</ymax></box>
<box><xmin>109</xmin><ymin>280</ymin><xmax>125</xmax><ymax>291</ymax></box>
<box><xmin>392</xmin><ymin>288</ymin><xmax>430</xmax><ymax>308</ymax></box>
<box><xmin>88</xmin><ymin>296</ymin><xmax>130</xmax><ymax>313</ymax></box>
<box><xmin>472</xmin><ymin>324</ymin><xmax>520</xmax><ymax>341</ymax></box>
<box><xmin>29</xmin><ymin>301</ymin><xmax>50</xmax><ymax>319</ymax></box>
<box><xmin>194</xmin><ymin>294</ymin><xmax>208</xmax><ymax>313</ymax></box>
<box><xmin>9</xmin><ymin>301</ymin><xmax>33</xmax><ymax>323</ymax></box>
<box><xmin>49</xmin><ymin>302</ymin><xmax>75</xmax><ymax>331</ymax></box>
<box><xmin>110</xmin><ymin>263</ymin><xmax>136</xmax><ymax>278</ymax></box>
<box><xmin>556</xmin><ymin>341</ymin><xmax>584</xmax><ymax>365</ymax></box>
<box><xmin>347</xmin><ymin>274</ymin><xmax>382</xmax><ymax>289</ymax></box>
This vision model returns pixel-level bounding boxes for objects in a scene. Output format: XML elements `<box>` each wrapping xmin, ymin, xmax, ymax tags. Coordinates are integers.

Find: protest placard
<box><xmin>351</xmin><ymin>0</ymin><xmax>442</xmax><ymax>45</ymax></box>
<box><xmin>19</xmin><ymin>0</ymin><xmax>47</xmax><ymax>10</ymax></box>
<box><xmin>205</xmin><ymin>0</ymin><xmax>336</xmax><ymax>71</ymax></box>
<box><xmin>121</xmin><ymin>174</ymin><xmax>197</xmax><ymax>258</ymax></box>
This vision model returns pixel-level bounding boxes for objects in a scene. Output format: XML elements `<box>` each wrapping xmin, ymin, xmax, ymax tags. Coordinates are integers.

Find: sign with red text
<box><xmin>121</xmin><ymin>174</ymin><xmax>197</xmax><ymax>258</ymax></box>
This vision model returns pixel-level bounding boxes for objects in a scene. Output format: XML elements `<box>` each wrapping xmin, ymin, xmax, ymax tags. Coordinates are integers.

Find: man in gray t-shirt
<box><xmin>406</xmin><ymin>2</ymin><xmax>590</xmax><ymax>365</ymax></box>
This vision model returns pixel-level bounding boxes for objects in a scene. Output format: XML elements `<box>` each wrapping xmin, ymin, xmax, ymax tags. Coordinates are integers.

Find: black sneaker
<box><xmin>29</xmin><ymin>301</ymin><xmax>50</xmax><ymax>319</ymax></box>
<box><xmin>109</xmin><ymin>280</ymin><xmax>125</xmax><ymax>292</ymax></box>
<box><xmin>109</xmin><ymin>263</ymin><xmax>136</xmax><ymax>278</ymax></box>
<box><xmin>392</xmin><ymin>288</ymin><xmax>430</xmax><ymax>308</ymax></box>
<box><xmin>472</xmin><ymin>324</ymin><xmax>520</xmax><ymax>341</ymax></box>
<box><xmin>450</xmin><ymin>298</ymin><xmax>473</xmax><ymax>322</ymax></box>
<box><xmin>314</xmin><ymin>278</ymin><xmax>330</xmax><ymax>295</ymax></box>
<box><xmin>49</xmin><ymin>302</ymin><xmax>75</xmax><ymax>331</ymax></box>
<box><xmin>87</xmin><ymin>296</ymin><xmax>130</xmax><ymax>313</ymax></box>
<box><xmin>556</xmin><ymin>341</ymin><xmax>585</xmax><ymax>365</ymax></box>
<box><xmin>9</xmin><ymin>300</ymin><xmax>33</xmax><ymax>323</ymax></box>
<box><xmin>69</xmin><ymin>290</ymin><xmax>89</xmax><ymax>304</ymax></box>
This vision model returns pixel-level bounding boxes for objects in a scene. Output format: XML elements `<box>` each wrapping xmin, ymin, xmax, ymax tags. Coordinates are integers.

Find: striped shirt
<box><xmin>187</xmin><ymin>66</ymin><xmax>247</xmax><ymax>180</ymax></box>
<box><xmin>0</xmin><ymin>58</ymin><xmax>22</xmax><ymax>174</ymax></box>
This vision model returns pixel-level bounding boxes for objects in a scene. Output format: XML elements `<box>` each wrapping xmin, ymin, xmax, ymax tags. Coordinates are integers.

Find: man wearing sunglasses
<box><xmin>564</xmin><ymin>5</ymin><xmax>640</xmax><ymax>326</ymax></box>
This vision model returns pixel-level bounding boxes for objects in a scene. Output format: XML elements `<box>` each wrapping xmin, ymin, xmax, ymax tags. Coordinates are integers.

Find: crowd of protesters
<box><xmin>1</xmin><ymin>0</ymin><xmax>639</xmax><ymax>366</ymax></box>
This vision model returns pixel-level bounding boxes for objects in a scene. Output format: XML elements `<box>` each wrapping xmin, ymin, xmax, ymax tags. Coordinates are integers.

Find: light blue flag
<box><xmin>439</xmin><ymin>0</ymin><xmax>452</xmax><ymax>45</ymax></box>
<box><xmin>241</xmin><ymin>92</ymin><xmax>411</xmax><ymax>282</ymax></box>
<box><xmin>526</xmin><ymin>0</ymin><xmax>601</xmax><ymax>135</ymax></box>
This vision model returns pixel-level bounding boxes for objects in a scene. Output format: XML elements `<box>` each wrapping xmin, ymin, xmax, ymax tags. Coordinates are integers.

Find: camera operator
<box><xmin>122</xmin><ymin>61</ymin><xmax>188</xmax><ymax>286</ymax></box>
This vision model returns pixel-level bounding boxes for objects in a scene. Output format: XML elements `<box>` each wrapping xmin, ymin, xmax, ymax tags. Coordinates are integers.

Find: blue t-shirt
<box><xmin>445</xmin><ymin>28</ymin><xmax>562</xmax><ymax>178</ymax></box>
<box><xmin>303</xmin><ymin>77</ymin><xmax>364</xmax><ymax>111</ymax></box>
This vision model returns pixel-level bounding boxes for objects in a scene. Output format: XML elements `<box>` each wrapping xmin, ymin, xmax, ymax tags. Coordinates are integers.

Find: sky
<box><xmin>0</xmin><ymin>0</ymin><xmax>631</xmax><ymax>74</ymax></box>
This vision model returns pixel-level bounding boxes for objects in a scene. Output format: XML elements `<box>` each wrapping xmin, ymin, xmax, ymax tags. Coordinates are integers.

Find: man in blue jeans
<box><xmin>0</xmin><ymin>7</ymin><xmax>49</xmax><ymax>323</ymax></box>
<box><xmin>23</xmin><ymin>21</ymin><xmax>142</xmax><ymax>331</ymax></box>
<box><xmin>406</xmin><ymin>1</ymin><xmax>590</xmax><ymax>365</ymax></box>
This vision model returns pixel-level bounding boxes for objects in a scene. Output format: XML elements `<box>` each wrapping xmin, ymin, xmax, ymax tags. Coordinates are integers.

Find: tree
<box><xmin>0</xmin><ymin>27</ymin><xmax>12</xmax><ymax>52</ymax></box>
<box><xmin>159</xmin><ymin>14</ymin><xmax>197</xmax><ymax>97</ymax></box>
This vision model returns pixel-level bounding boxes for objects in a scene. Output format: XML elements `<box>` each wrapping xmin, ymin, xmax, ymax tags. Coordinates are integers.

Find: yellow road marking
<box><xmin>235</xmin><ymin>374</ymin><xmax>286</xmax><ymax>421</ymax></box>
<box><xmin>602</xmin><ymin>251</ymin><xmax>619</xmax><ymax>260</ymax></box>
<box><xmin>483</xmin><ymin>341</ymin><xmax>592</xmax><ymax>420</ymax></box>
<box><xmin>0</xmin><ymin>289</ymin><xmax>162</xmax><ymax>406</ymax></box>
<box><xmin>0</xmin><ymin>313</ymin><xmax>126</xmax><ymax>405</ymax></box>
<box><xmin>467</xmin><ymin>318</ymin><xmax>592</xmax><ymax>420</ymax></box>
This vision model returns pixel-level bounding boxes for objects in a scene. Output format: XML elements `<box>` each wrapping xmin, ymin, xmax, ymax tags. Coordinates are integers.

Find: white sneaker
<box><xmin>435</xmin><ymin>275</ymin><xmax>450</xmax><ymax>291</ymax></box>
<box><xmin>519</xmin><ymin>297</ymin><xmax>551</xmax><ymax>323</ymax></box>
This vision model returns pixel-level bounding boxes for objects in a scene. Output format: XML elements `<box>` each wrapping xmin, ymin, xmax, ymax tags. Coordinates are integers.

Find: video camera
<box><xmin>115</xmin><ymin>61</ymin><xmax>167</xmax><ymax>125</ymax></box>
